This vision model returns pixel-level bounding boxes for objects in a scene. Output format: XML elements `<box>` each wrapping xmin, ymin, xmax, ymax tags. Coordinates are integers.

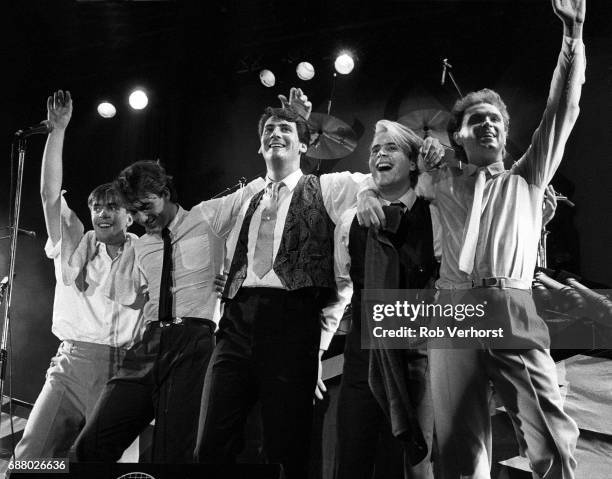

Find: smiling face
<box><xmin>260</xmin><ymin>116</ymin><xmax>307</xmax><ymax>179</ymax></box>
<box><xmin>128</xmin><ymin>190</ymin><xmax>176</xmax><ymax>235</ymax></box>
<box><xmin>454</xmin><ymin>102</ymin><xmax>507</xmax><ymax>166</ymax></box>
<box><xmin>369</xmin><ymin>131</ymin><xmax>416</xmax><ymax>199</ymax></box>
<box><xmin>89</xmin><ymin>197</ymin><xmax>131</xmax><ymax>246</ymax></box>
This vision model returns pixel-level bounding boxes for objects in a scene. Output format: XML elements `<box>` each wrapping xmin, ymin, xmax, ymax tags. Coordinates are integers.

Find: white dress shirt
<box><xmin>135</xmin><ymin>178</ymin><xmax>265</xmax><ymax>326</ymax></box>
<box><xmin>47</xmin><ymin>234</ymin><xmax>144</xmax><ymax>349</ymax></box>
<box><xmin>427</xmin><ymin>37</ymin><xmax>585</xmax><ymax>290</ymax></box>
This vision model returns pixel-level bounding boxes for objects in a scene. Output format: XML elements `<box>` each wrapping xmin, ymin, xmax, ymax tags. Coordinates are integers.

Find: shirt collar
<box><xmin>265</xmin><ymin>168</ymin><xmax>303</xmax><ymax>192</ymax></box>
<box><xmin>463</xmin><ymin>161</ymin><xmax>505</xmax><ymax>178</ymax></box>
<box><xmin>94</xmin><ymin>231</ymin><xmax>138</xmax><ymax>258</ymax></box>
<box><xmin>165</xmin><ymin>205</ymin><xmax>185</xmax><ymax>235</ymax></box>
<box><xmin>381</xmin><ymin>188</ymin><xmax>417</xmax><ymax>211</ymax></box>
<box><xmin>142</xmin><ymin>206</ymin><xmax>185</xmax><ymax>241</ymax></box>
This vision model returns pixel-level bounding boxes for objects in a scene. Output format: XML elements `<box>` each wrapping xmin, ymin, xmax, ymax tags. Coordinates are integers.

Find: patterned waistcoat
<box><xmin>224</xmin><ymin>174</ymin><xmax>336</xmax><ymax>299</ymax></box>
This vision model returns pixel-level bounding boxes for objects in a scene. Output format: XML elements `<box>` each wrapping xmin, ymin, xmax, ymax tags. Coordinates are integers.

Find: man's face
<box><xmin>260</xmin><ymin>117</ymin><xmax>306</xmax><ymax>170</ymax></box>
<box><xmin>369</xmin><ymin>132</ymin><xmax>415</xmax><ymax>190</ymax></box>
<box><xmin>90</xmin><ymin>199</ymin><xmax>131</xmax><ymax>245</ymax></box>
<box><xmin>128</xmin><ymin>191</ymin><xmax>174</xmax><ymax>235</ymax></box>
<box><xmin>454</xmin><ymin>103</ymin><xmax>507</xmax><ymax>165</ymax></box>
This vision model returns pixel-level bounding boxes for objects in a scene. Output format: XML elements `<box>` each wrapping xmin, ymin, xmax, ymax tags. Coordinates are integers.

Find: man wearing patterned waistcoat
<box><xmin>194</xmin><ymin>90</ymin><xmax>373</xmax><ymax>478</ymax></box>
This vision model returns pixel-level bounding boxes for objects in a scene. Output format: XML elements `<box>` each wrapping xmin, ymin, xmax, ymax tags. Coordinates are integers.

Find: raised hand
<box><xmin>552</xmin><ymin>0</ymin><xmax>585</xmax><ymax>37</ymax></box>
<box><xmin>278</xmin><ymin>87</ymin><xmax>312</xmax><ymax>120</ymax></box>
<box><xmin>46</xmin><ymin>90</ymin><xmax>73</xmax><ymax>131</ymax></box>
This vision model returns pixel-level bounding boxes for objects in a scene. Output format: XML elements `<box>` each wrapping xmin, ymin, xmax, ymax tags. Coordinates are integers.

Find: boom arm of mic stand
<box><xmin>209</xmin><ymin>173</ymin><xmax>264</xmax><ymax>200</ymax></box>
<box><xmin>447</xmin><ymin>70</ymin><xmax>464</xmax><ymax>98</ymax></box>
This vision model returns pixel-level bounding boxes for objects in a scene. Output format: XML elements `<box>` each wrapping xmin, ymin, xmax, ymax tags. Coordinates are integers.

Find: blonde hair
<box><xmin>373</xmin><ymin>120</ymin><xmax>423</xmax><ymax>162</ymax></box>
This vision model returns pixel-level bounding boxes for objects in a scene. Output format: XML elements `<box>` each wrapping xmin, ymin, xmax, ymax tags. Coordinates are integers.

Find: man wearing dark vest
<box><xmin>334</xmin><ymin>120</ymin><xmax>438</xmax><ymax>479</ymax></box>
<box><xmin>194</xmin><ymin>102</ymin><xmax>372</xmax><ymax>478</ymax></box>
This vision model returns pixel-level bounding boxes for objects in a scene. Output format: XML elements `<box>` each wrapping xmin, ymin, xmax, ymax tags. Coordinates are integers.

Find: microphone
<box><xmin>15</xmin><ymin>120</ymin><xmax>53</xmax><ymax>138</ymax></box>
<box><xmin>441</xmin><ymin>59</ymin><xmax>453</xmax><ymax>86</ymax></box>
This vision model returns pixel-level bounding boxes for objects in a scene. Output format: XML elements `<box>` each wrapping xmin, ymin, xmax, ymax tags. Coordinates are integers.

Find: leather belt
<box><xmin>154</xmin><ymin>317</ymin><xmax>215</xmax><ymax>331</ymax></box>
<box><xmin>436</xmin><ymin>277</ymin><xmax>531</xmax><ymax>290</ymax></box>
<box><xmin>474</xmin><ymin>277</ymin><xmax>530</xmax><ymax>290</ymax></box>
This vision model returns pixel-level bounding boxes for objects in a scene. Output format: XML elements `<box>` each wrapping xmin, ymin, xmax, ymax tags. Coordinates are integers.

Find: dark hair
<box><xmin>257</xmin><ymin>107</ymin><xmax>311</xmax><ymax>146</ymax></box>
<box><xmin>87</xmin><ymin>182</ymin><xmax>124</xmax><ymax>209</ymax></box>
<box><xmin>447</xmin><ymin>88</ymin><xmax>510</xmax><ymax>162</ymax></box>
<box><xmin>113</xmin><ymin>160</ymin><xmax>178</xmax><ymax>207</ymax></box>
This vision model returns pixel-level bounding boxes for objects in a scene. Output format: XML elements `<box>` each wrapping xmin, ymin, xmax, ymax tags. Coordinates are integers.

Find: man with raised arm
<box><xmin>14</xmin><ymin>90</ymin><xmax>145</xmax><ymax>461</ymax></box>
<box><xmin>360</xmin><ymin>1</ymin><xmax>586</xmax><ymax>477</ymax></box>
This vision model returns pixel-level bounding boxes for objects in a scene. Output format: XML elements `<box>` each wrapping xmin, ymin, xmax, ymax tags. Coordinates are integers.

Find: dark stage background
<box><xmin>2</xmin><ymin>0</ymin><xmax>612</xmax><ymax>403</ymax></box>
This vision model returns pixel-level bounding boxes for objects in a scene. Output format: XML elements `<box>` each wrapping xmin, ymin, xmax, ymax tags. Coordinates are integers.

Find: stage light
<box><xmin>97</xmin><ymin>102</ymin><xmax>116</xmax><ymax>118</ymax></box>
<box><xmin>259</xmin><ymin>69</ymin><xmax>276</xmax><ymax>87</ymax></box>
<box><xmin>296</xmin><ymin>62</ymin><xmax>315</xmax><ymax>81</ymax></box>
<box><xmin>129</xmin><ymin>90</ymin><xmax>148</xmax><ymax>110</ymax></box>
<box><xmin>334</xmin><ymin>53</ymin><xmax>354</xmax><ymax>75</ymax></box>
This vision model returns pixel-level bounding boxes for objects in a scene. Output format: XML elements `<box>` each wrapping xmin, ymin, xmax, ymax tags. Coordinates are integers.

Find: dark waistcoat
<box><xmin>224</xmin><ymin>174</ymin><xmax>336</xmax><ymax>299</ymax></box>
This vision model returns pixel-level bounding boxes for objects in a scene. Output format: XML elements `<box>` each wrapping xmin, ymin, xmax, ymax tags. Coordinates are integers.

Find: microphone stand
<box><xmin>210</xmin><ymin>172</ymin><xmax>264</xmax><ymax>199</ymax></box>
<box><xmin>0</xmin><ymin>136</ymin><xmax>29</xmax><ymax>408</ymax></box>
<box><xmin>441</xmin><ymin>58</ymin><xmax>463</xmax><ymax>98</ymax></box>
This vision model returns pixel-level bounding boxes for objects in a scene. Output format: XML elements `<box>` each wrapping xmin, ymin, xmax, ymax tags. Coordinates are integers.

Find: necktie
<box><xmin>253</xmin><ymin>182</ymin><xmax>283</xmax><ymax>279</ymax></box>
<box><xmin>459</xmin><ymin>168</ymin><xmax>486</xmax><ymax>274</ymax></box>
<box><xmin>159</xmin><ymin>227</ymin><xmax>173</xmax><ymax>321</ymax></box>
<box><xmin>382</xmin><ymin>202</ymin><xmax>405</xmax><ymax>234</ymax></box>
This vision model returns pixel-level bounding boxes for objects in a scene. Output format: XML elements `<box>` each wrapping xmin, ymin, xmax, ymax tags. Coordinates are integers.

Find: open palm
<box><xmin>552</xmin><ymin>0</ymin><xmax>585</xmax><ymax>25</ymax></box>
<box><xmin>46</xmin><ymin>90</ymin><xmax>73</xmax><ymax>130</ymax></box>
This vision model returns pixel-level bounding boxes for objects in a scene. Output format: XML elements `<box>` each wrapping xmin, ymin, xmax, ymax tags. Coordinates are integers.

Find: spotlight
<box><xmin>296</xmin><ymin>62</ymin><xmax>315</xmax><ymax>81</ymax></box>
<box><xmin>334</xmin><ymin>53</ymin><xmax>355</xmax><ymax>75</ymax></box>
<box><xmin>259</xmin><ymin>69</ymin><xmax>276</xmax><ymax>87</ymax></box>
<box><xmin>97</xmin><ymin>102</ymin><xmax>116</xmax><ymax>118</ymax></box>
<box><xmin>129</xmin><ymin>89</ymin><xmax>148</xmax><ymax>110</ymax></box>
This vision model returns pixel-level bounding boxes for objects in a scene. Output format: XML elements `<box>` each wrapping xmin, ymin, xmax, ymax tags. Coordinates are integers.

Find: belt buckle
<box><xmin>482</xmin><ymin>277</ymin><xmax>500</xmax><ymax>287</ymax></box>
<box><xmin>159</xmin><ymin>318</ymin><xmax>182</xmax><ymax>328</ymax></box>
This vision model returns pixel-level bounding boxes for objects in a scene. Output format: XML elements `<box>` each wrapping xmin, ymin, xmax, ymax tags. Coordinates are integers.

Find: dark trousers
<box><xmin>335</xmin><ymin>324</ymin><xmax>434</xmax><ymax>479</ymax></box>
<box><xmin>75</xmin><ymin>318</ymin><xmax>214</xmax><ymax>463</ymax></box>
<box><xmin>195</xmin><ymin>288</ymin><xmax>322</xmax><ymax>479</ymax></box>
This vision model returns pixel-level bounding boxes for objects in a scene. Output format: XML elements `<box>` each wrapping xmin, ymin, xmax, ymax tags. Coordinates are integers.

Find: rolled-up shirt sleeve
<box><xmin>320</xmin><ymin>171</ymin><xmax>370</xmax><ymax>224</ymax></box>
